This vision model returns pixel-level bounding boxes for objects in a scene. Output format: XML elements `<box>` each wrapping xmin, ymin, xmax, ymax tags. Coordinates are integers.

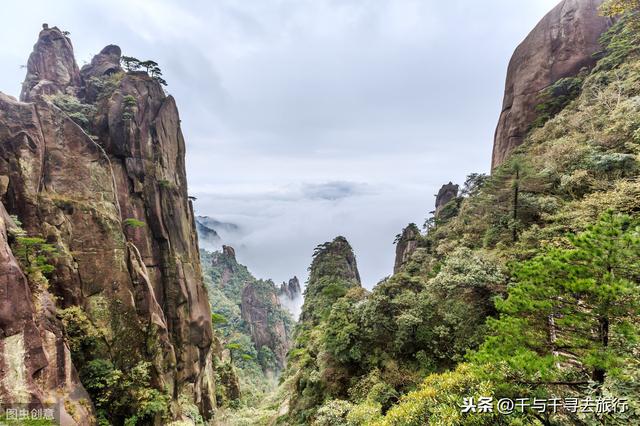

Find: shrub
<box><xmin>81</xmin><ymin>359</ymin><xmax>169</xmax><ymax>425</ymax></box>
<box><xmin>13</xmin><ymin>236</ymin><xmax>56</xmax><ymax>274</ymax></box>
<box><xmin>48</xmin><ymin>94</ymin><xmax>97</xmax><ymax>131</ymax></box>
<box><xmin>58</xmin><ymin>306</ymin><xmax>103</xmax><ymax>366</ymax></box>
<box><xmin>123</xmin><ymin>218</ymin><xmax>145</xmax><ymax>228</ymax></box>
<box><xmin>313</xmin><ymin>400</ymin><xmax>353</xmax><ymax>426</ymax></box>
<box><xmin>531</xmin><ymin>76</ymin><xmax>584</xmax><ymax>129</ymax></box>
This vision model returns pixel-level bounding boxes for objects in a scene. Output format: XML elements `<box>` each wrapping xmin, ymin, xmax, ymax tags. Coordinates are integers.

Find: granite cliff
<box><xmin>393</xmin><ymin>223</ymin><xmax>420</xmax><ymax>273</ymax></box>
<box><xmin>240</xmin><ymin>281</ymin><xmax>291</xmax><ymax>370</ymax></box>
<box><xmin>0</xmin><ymin>25</ymin><xmax>215</xmax><ymax>423</ymax></box>
<box><xmin>492</xmin><ymin>0</ymin><xmax>612</xmax><ymax>169</ymax></box>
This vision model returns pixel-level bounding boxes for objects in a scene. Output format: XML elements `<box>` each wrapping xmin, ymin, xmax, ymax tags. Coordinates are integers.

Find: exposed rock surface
<box><xmin>0</xmin><ymin>204</ymin><xmax>93</xmax><ymax>423</ymax></box>
<box><xmin>241</xmin><ymin>281</ymin><xmax>291</xmax><ymax>369</ymax></box>
<box><xmin>279</xmin><ymin>276</ymin><xmax>301</xmax><ymax>300</ymax></box>
<box><xmin>20</xmin><ymin>24</ymin><xmax>81</xmax><ymax>102</ymax></box>
<box><xmin>222</xmin><ymin>244</ymin><xmax>236</xmax><ymax>260</ymax></box>
<box><xmin>1</xmin><ymin>26</ymin><xmax>216</xmax><ymax>422</ymax></box>
<box><xmin>394</xmin><ymin>223</ymin><xmax>420</xmax><ymax>273</ymax></box>
<box><xmin>435</xmin><ymin>182</ymin><xmax>459</xmax><ymax>216</ymax></box>
<box><xmin>492</xmin><ymin>0</ymin><xmax>612</xmax><ymax>169</ymax></box>
<box><xmin>80</xmin><ymin>45</ymin><xmax>122</xmax><ymax>80</ymax></box>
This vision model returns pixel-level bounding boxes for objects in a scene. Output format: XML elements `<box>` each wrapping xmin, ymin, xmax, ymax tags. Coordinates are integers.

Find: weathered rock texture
<box><xmin>0</xmin><ymin>203</ymin><xmax>93</xmax><ymax>423</ymax></box>
<box><xmin>241</xmin><ymin>282</ymin><xmax>291</xmax><ymax>369</ymax></box>
<box><xmin>435</xmin><ymin>182</ymin><xmax>459</xmax><ymax>216</ymax></box>
<box><xmin>279</xmin><ymin>276</ymin><xmax>301</xmax><ymax>300</ymax></box>
<box><xmin>1</xmin><ymin>25</ymin><xmax>216</xmax><ymax>422</ymax></box>
<box><xmin>394</xmin><ymin>223</ymin><xmax>420</xmax><ymax>273</ymax></box>
<box><xmin>492</xmin><ymin>0</ymin><xmax>612</xmax><ymax>169</ymax></box>
<box><xmin>21</xmin><ymin>25</ymin><xmax>81</xmax><ymax>102</ymax></box>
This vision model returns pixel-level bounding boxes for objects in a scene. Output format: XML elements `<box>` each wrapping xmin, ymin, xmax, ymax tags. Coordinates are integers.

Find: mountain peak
<box><xmin>20</xmin><ymin>24</ymin><xmax>80</xmax><ymax>102</ymax></box>
<box><xmin>492</xmin><ymin>0</ymin><xmax>612</xmax><ymax>169</ymax></box>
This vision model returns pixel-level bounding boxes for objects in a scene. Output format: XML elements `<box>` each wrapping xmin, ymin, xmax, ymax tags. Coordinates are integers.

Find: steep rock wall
<box><xmin>492</xmin><ymin>0</ymin><xmax>612</xmax><ymax>169</ymax></box>
<box><xmin>0</xmin><ymin>25</ymin><xmax>216</xmax><ymax>421</ymax></box>
<box><xmin>0</xmin><ymin>203</ymin><xmax>92</xmax><ymax>423</ymax></box>
<box><xmin>240</xmin><ymin>282</ymin><xmax>291</xmax><ymax>370</ymax></box>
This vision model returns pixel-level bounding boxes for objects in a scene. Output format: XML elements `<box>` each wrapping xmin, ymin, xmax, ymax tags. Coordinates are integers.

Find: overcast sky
<box><xmin>1</xmin><ymin>0</ymin><xmax>560</xmax><ymax>289</ymax></box>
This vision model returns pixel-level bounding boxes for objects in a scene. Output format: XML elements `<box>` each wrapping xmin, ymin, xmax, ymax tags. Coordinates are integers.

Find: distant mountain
<box><xmin>196</xmin><ymin>215</ymin><xmax>240</xmax><ymax>233</ymax></box>
<box><xmin>195</xmin><ymin>215</ymin><xmax>242</xmax><ymax>250</ymax></box>
<box><xmin>200</xmin><ymin>245</ymin><xmax>294</xmax><ymax>403</ymax></box>
<box><xmin>278</xmin><ymin>276</ymin><xmax>303</xmax><ymax>319</ymax></box>
<box><xmin>195</xmin><ymin>218</ymin><xmax>221</xmax><ymax>250</ymax></box>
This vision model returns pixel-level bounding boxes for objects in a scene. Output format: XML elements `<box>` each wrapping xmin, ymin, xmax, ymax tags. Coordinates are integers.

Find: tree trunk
<box><xmin>593</xmin><ymin>315</ymin><xmax>609</xmax><ymax>385</ymax></box>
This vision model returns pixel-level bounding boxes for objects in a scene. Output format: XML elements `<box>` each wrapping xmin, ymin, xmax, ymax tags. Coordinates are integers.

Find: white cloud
<box><xmin>0</xmin><ymin>0</ymin><xmax>562</xmax><ymax>288</ymax></box>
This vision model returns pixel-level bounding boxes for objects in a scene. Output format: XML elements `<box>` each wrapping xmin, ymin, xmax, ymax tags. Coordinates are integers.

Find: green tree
<box><xmin>474</xmin><ymin>212</ymin><xmax>640</xmax><ymax>386</ymax></box>
<box><xmin>13</xmin><ymin>236</ymin><xmax>56</xmax><ymax>276</ymax></box>
<box><xmin>139</xmin><ymin>60</ymin><xmax>158</xmax><ymax>73</ymax></box>
<box><xmin>120</xmin><ymin>56</ymin><xmax>141</xmax><ymax>72</ymax></box>
<box><xmin>80</xmin><ymin>359</ymin><xmax>168</xmax><ymax>425</ymax></box>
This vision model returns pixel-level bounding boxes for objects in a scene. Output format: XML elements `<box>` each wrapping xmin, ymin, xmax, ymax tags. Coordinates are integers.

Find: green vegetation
<box><xmin>200</xmin><ymin>248</ymin><xmax>294</xmax><ymax>415</ymax></box>
<box><xmin>121</xmin><ymin>56</ymin><xmax>168</xmax><ymax>85</ymax></box>
<box><xmin>85</xmin><ymin>72</ymin><xmax>124</xmax><ymax>103</ymax></box>
<box><xmin>0</xmin><ymin>416</ymin><xmax>56</xmax><ymax>426</ymax></box>
<box><xmin>58</xmin><ymin>301</ymin><xmax>169</xmax><ymax>425</ymax></box>
<box><xmin>48</xmin><ymin>93</ymin><xmax>97</xmax><ymax>131</ymax></box>
<box><xmin>122</xmin><ymin>94</ymin><xmax>137</xmax><ymax>121</ymax></box>
<box><xmin>13</xmin><ymin>236</ymin><xmax>56</xmax><ymax>276</ymax></box>
<box><xmin>81</xmin><ymin>359</ymin><xmax>168</xmax><ymax>426</ymax></box>
<box><xmin>10</xmin><ymin>231</ymin><xmax>57</xmax><ymax>296</ymax></box>
<box><xmin>474</xmin><ymin>212</ymin><xmax>640</xmax><ymax>385</ymax></box>
<box><xmin>123</xmin><ymin>218</ymin><xmax>145</xmax><ymax>228</ymax></box>
<box><xmin>158</xmin><ymin>179</ymin><xmax>173</xmax><ymax>189</ymax></box>
<box><xmin>531</xmin><ymin>76</ymin><xmax>584</xmax><ymax>129</ymax></box>
<box><xmin>274</xmin><ymin>10</ymin><xmax>640</xmax><ymax>425</ymax></box>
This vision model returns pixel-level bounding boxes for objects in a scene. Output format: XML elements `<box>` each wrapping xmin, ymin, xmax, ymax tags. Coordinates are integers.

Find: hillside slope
<box><xmin>277</xmin><ymin>3</ymin><xmax>640</xmax><ymax>425</ymax></box>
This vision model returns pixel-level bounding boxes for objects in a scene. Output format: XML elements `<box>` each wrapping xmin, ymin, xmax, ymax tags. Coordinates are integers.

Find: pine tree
<box><xmin>474</xmin><ymin>212</ymin><xmax>640</xmax><ymax>387</ymax></box>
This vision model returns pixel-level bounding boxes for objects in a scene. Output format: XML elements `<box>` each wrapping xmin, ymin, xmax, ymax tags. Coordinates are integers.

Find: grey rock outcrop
<box><xmin>435</xmin><ymin>182</ymin><xmax>459</xmax><ymax>216</ymax></box>
<box><xmin>394</xmin><ymin>224</ymin><xmax>420</xmax><ymax>273</ymax></box>
<box><xmin>279</xmin><ymin>276</ymin><xmax>302</xmax><ymax>300</ymax></box>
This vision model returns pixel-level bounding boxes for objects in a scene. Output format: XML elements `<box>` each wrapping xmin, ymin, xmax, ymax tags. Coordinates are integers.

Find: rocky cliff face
<box><xmin>240</xmin><ymin>282</ymin><xmax>291</xmax><ymax>370</ymax></box>
<box><xmin>394</xmin><ymin>223</ymin><xmax>420</xmax><ymax>273</ymax></box>
<box><xmin>0</xmin><ymin>25</ymin><xmax>215</xmax><ymax>422</ymax></box>
<box><xmin>279</xmin><ymin>276</ymin><xmax>301</xmax><ymax>300</ymax></box>
<box><xmin>435</xmin><ymin>182</ymin><xmax>459</xmax><ymax>217</ymax></box>
<box><xmin>492</xmin><ymin>0</ymin><xmax>612</xmax><ymax>169</ymax></box>
<box><xmin>0</xmin><ymin>203</ymin><xmax>93</xmax><ymax>422</ymax></box>
<box><xmin>20</xmin><ymin>24</ymin><xmax>81</xmax><ymax>102</ymax></box>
